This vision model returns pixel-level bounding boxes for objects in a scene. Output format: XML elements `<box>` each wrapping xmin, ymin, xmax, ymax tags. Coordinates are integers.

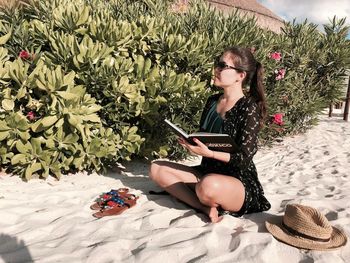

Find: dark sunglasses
<box><xmin>214</xmin><ymin>59</ymin><xmax>244</xmax><ymax>72</ymax></box>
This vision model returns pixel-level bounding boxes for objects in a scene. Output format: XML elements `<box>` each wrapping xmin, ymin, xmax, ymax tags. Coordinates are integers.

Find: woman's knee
<box><xmin>197</xmin><ymin>174</ymin><xmax>245</xmax><ymax>211</ymax></box>
<box><xmin>196</xmin><ymin>174</ymin><xmax>221</xmax><ymax>205</ymax></box>
<box><xmin>149</xmin><ymin>160</ymin><xmax>172</xmax><ymax>182</ymax></box>
<box><xmin>149</xmin><ymin>161</ymin><xmax>162</xmax><ymax>182</ymax></box>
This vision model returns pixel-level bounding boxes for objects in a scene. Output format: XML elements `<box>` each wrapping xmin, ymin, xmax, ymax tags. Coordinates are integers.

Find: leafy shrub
<box><xmin>0</xmin><ymin>0</ymin><xmax>349</xmax><ymax>179</ymax></box>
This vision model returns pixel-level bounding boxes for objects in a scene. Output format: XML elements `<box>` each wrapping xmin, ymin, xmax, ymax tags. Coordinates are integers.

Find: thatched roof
<box><xmin>0</xmin><ymin>0</ymin><xmax>30</xmax><ymax>9</ymax></box>
<box><xmin>206</xmin><ymin>0</ymin><xmax>284</xmax><ymax>33</ymax></box>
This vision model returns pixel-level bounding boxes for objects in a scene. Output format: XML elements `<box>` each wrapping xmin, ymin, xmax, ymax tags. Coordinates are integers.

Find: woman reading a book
<box><xmin>149</xmin><ymin>47</ymin><xmax>271</xmax><ymax>223</ymax></box>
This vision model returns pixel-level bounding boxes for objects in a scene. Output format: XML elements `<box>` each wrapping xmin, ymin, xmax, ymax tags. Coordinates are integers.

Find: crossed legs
<box><xmin>149</xmin><ymin>160</ymin><xmax>245</xmax><ymax>223</ymax></box>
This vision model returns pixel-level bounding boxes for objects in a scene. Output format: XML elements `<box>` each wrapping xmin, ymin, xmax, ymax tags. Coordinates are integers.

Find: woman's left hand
<box><xmin>178</xmin><ymin>137</ymin><xmax>213</xmax><ymax>158</ymax></box>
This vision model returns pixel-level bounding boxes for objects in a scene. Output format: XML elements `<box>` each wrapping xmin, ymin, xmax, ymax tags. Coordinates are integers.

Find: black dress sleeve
<box><xmin>226</xmin><ymin>100</ymin><xmax>260</xmax><ymax>170</ymax></box>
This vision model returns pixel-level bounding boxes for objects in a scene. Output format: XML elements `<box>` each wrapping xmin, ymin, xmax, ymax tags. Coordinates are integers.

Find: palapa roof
<box><xmin>206</xmin><ymin>0</ymin><xmax>284</xmax><ymax>33</ymax></box>
<box><xmin>0</xmin><ymin>0</ymin><xmax>30</xmax><ymax>9</ymax></box>
<box><xmin>0</xmin><ymin>0</ymin><xmax>284</xmax><ymax>33</ymax></box>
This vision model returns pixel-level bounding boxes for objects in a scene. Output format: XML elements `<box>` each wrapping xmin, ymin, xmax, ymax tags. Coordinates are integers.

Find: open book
<box><xmin>164</xmin><ymin>119</ymin><xmax>239</xmax><ymax>153</ymax></box>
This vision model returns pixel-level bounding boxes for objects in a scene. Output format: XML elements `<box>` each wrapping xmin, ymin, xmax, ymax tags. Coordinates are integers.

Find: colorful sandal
<box><xmin>90</xmin><ymin>188</ymin><xmax>136</xmax><ymax>210</ymax></box>
<box><xmin>90</xmin><ymin>194</ymin><xmax>137</xmax><ymax>210</ymax></box>
<box><xmin>92</xmin><ymin>195</ymin><xmax>138</xmax><ymax>218</ymax></box>
<box><xmin>90</xmin><ymin>188</ymin><xmax>123</xmax><ymax>210</ymax></box>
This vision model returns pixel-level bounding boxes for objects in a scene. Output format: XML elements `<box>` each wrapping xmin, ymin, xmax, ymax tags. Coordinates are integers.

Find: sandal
<box><xmin>90</xmin><ymin>188</ymin><xmax>137</xmax><ymax>210</ymax></box>
<box><xmin>92</xmin><ymin>195</ymin><xmax>138</xmax><ymax>218</ymax></box>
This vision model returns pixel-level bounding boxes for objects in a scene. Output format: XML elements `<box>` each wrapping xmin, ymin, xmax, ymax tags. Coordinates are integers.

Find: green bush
<box><xmin>0</xmin><ymin>49</ymin><xmax>130</xmax><ymax>179</ymax></box>
<box><xmin>0</xmin><ymin>0</ymin><xmax>349</xmax><ymax>179</ymax></box>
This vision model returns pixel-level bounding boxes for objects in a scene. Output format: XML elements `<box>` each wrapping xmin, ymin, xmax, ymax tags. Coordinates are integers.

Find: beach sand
<box><xmin>1</xmin><ymin>112</ymin><xmax>349</xmax><ymax>263</ymax></box>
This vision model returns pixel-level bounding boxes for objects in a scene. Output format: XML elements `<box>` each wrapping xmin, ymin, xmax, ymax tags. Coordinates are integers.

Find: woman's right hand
<box><xmin>178</xmin><ymin>137</ymin><xmax>213</xmax><ymax>158</ymax></box>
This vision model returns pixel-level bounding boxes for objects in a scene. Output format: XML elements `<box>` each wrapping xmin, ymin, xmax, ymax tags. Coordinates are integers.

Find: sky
<box><xmin>257</xmin><ymin>0</ymin><xmax>350</xmax><ymax>38</ymax></box>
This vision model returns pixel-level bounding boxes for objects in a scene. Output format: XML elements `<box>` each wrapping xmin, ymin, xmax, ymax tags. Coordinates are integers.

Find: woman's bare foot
<box><xmin>202</xmin><ymin>206</ymin><xmax>223</xmax><ymax>223</ymax></box>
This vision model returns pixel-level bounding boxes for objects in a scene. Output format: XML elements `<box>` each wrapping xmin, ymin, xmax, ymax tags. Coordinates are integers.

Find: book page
<box><xmin>164</xmin><ymin>119</ymin><xmax>189</xmax><ymax>139</ymax></box>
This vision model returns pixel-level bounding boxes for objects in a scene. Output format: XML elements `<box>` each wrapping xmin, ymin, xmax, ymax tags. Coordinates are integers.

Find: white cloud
<box><xmin>258</xmin><ymin>0</ymin><xmax>350</xmax><ymax>26</ymax></box>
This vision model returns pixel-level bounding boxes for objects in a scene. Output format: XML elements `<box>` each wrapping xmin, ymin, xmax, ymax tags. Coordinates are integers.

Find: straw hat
<box><xmin>265</xmin><ymin>204</ymin><xmax>347</xmax><ymax>250</ymax></box>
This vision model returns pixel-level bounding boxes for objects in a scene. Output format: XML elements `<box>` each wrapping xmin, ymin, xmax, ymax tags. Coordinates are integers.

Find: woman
<box><xmin>149</xmin><ymin>47</ymin><xmax>271</xmax><ymax>223</ymax></box>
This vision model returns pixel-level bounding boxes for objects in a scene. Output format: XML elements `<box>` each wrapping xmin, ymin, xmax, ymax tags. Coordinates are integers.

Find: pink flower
<box><xmin>27</xmin><ymin>111</ymin><xmax>35</xmax><ymax>121</ymax></box>
<box><xmin>270</xmin><ymin>52</ymin><xmax>282</xmax><ymax>61</ymax></box>
<box><xmin>272</xmin><ymin>113</ymin><xmax>284</xmax><ymax>126</ymax></box>
<box><xmin>275</xmin><ymin>68</ymin><xmax>286</xmax><ymax>80</ymax></box>
<box><xmin>19</xmin><ymin>50</ymin><xmax>31</xmax><ymax>60</ymax></box>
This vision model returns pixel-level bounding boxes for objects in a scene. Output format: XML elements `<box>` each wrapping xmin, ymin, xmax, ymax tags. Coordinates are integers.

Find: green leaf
<box><xmin>0</xmin><ymin>120</ymin><xmax>10</xmax><ymax>131</ymax></box>
<box><xmin>64</xmin><ymin>133</ymin><xmax>79</xmax><ymax>144</ymax></box>
<box><xmin>31</xmin><ymin>137</ymin><xmax>42</xmax><ymax>155</ymax></box>
<box><xmin>45</xmin><ymin>139</ymin><xmax>55</xmax><ymax>148</ymax></box>
<box><xmin>32</xmin><ymin>116</ymin><xmax>58</xmax><ymax>132</ymax></box>
<box><xmin>51</xmin><ymin>168</ymin><xmax>61</xmax><ymax>179</ymax></box>
<box><xmin>16</xmin><ymin>87</ymin><xmax>27</xmax><ymax>99</ymax></box>
<box><xmin>0</xmin><ymin>30</ymin><xmax>12</xmax><ymax>45</ymax></box>
<box><xmin>0</xmin><ymin>131</ymin><xmax>9</xmax><ymax>141</ymax></box>
<box><xmin>31</xmin><ymin>162</ymin><xmax>42</xmax><ymax>174</ymax></box>
<box><xmin>41</xmin><ymin>164</ymin><xmax>49</xmax><ymax>178</ymax></box>
<box><xmin>0</xmin><ymin>47</ymin><xmax>9</xmax><ymax>62</ymax></box>
<box><xmin>1</xmin><ymin>99</ymin><xmax>14</xmax><ymax>111</ymax></box>
<box><xmin>16</xmin><ymin>141</ymin><xmax>31</xmax><ymax>154</ymax></box>
<box><xmin>56</xmin><ymin>91</ymin><xmax>80</xmax><ymax>100</ymax></box>
<box><xmin>76</xmin><ymin>6</ymin><xmax>90</xmax><ymax>26</ymax></box>
<box><xmin>11</xmin><ymin>154</ymin><xmax>27</xmax><ymax>165</ymax></box>
<box><xmin>73</xmin><ymin>155</ymin><xmax>84</xmax><ymax>169</ymax></box>
<box><xmin>67</xmin><ymin>114</ymin><xmax>81</xmax><ymax>126</ymax></box>
<box><xmin>25</xmin><ymin>166</ymin><xmax>33</xmax><ymax>180</ymax></box>
<box><xmin>82</xmin><ymin>114</ymin><xmax>100</xmax><ymax>123</ymax></box>
<box><xmin>10</xmin><ymin>113</ymin><xmax>29</xmax><ymax>131</ymax></box>
<box><xmin>35</xmin><ymin>79</ymin><xmax>49</xmax><ymax>91</ymax></box>
<box><xmin>18</xmin><ymin>131</ymin><xmax>30</xmax><ymax>141</ymax></box>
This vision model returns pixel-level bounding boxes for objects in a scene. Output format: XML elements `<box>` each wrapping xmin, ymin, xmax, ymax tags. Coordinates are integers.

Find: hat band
<box><xmin>282</xmin><ymin>221</ymin><xmax>330</xmax><ymax>242</ymax></box>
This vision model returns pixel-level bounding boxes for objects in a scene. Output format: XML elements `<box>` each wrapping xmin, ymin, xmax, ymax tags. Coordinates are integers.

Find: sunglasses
<box><xmin>214</xmin><ymin>59</ymin><xmax>244</xmax><ymax>72</ymax></box>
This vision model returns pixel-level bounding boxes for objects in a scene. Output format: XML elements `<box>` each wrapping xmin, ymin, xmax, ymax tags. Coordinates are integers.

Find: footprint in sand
<box><xmin>316</xmin><ymin>174</ymin><xmax>323</xmax><ymax>179</ymax></box>
<box><xmin>325</xmin><ymin>211</ymin><xmax>338</xmax><ymax>220</ymax></box>
<box><xmin>298</xmin><ymin>189</ymin><xmax>310</xmax><ymax>196</ymax></box>
<box><xmin>279</xmin><ymin>199</ymin><xmax>294</xmax><ymax>211</ymax></box>
<box><xmin>327</xmin><ymin>186</ymin><xmax>335</xmax><ymax>191</ymax></box>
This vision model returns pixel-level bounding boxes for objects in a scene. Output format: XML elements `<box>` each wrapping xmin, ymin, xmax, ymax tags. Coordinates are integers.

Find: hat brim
<box><xmin>265</xmin><ymin>218</ymin><xmax>347</xmax><ymax>251</ymax></box>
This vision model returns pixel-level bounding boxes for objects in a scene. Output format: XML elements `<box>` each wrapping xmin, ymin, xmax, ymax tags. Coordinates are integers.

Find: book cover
<box><xmin>164</xmin><ymin>119</ymin><xmax>239</xmax><ymax>153</ymax></box>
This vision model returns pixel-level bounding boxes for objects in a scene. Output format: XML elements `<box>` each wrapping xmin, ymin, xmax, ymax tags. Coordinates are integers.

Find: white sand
<box><xmin>1</xmin><ymin>112</ymin><xmax>349</xmax><ymax>263</ymax></box>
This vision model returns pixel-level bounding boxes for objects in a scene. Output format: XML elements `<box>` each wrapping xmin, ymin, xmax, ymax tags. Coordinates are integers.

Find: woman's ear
<box><xmin>239</xmin><ymin>71</ymin><xmax>246</xmax><ymax>81</ymax></box>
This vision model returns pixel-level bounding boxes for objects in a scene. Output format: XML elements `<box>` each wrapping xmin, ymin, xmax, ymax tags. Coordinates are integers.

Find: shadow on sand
<box><xmin>102</xmin><ymin>159</ymin><xmax>280</xmax><ymax>228</ymax></box>
<box><xmin>0</xmin><ymin>233</ymin><xmax>33</xmax><ymax>263</ymax></box>
<box><xmin>102</xmin><ymin>159</ymin><xmax>214</xmax><ymax>223</ymax></box>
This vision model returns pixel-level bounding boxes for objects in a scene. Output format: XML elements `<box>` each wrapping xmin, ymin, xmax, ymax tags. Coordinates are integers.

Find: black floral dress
<box><xmin>195</xmin><ymin>93</ymin><xmax>271</xmax><ymax>217</ymax></box>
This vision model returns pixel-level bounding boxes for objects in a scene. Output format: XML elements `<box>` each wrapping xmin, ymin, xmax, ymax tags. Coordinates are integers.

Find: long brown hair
<box><xmin>223</xmin><ymin>47</ymin><xmax>267</xmax><ymax>125</ymax></box>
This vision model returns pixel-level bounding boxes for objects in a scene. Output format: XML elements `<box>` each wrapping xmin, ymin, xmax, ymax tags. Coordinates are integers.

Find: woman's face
<box><xmin>213</xmin><ymin>53</ymin><xmax>245</xmax><ymax>88</ymax></box>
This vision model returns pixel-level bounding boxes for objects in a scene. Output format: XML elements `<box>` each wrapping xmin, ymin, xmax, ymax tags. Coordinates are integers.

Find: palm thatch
<box><xmin>206</xmin><ymin>0</ymin><xmax>284</xmax><ymax>33</ymax></box>
<box><xmin>0</xmin><ymin>0</ymin><xmax>30</xmax><ymax>9</ymax></box>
